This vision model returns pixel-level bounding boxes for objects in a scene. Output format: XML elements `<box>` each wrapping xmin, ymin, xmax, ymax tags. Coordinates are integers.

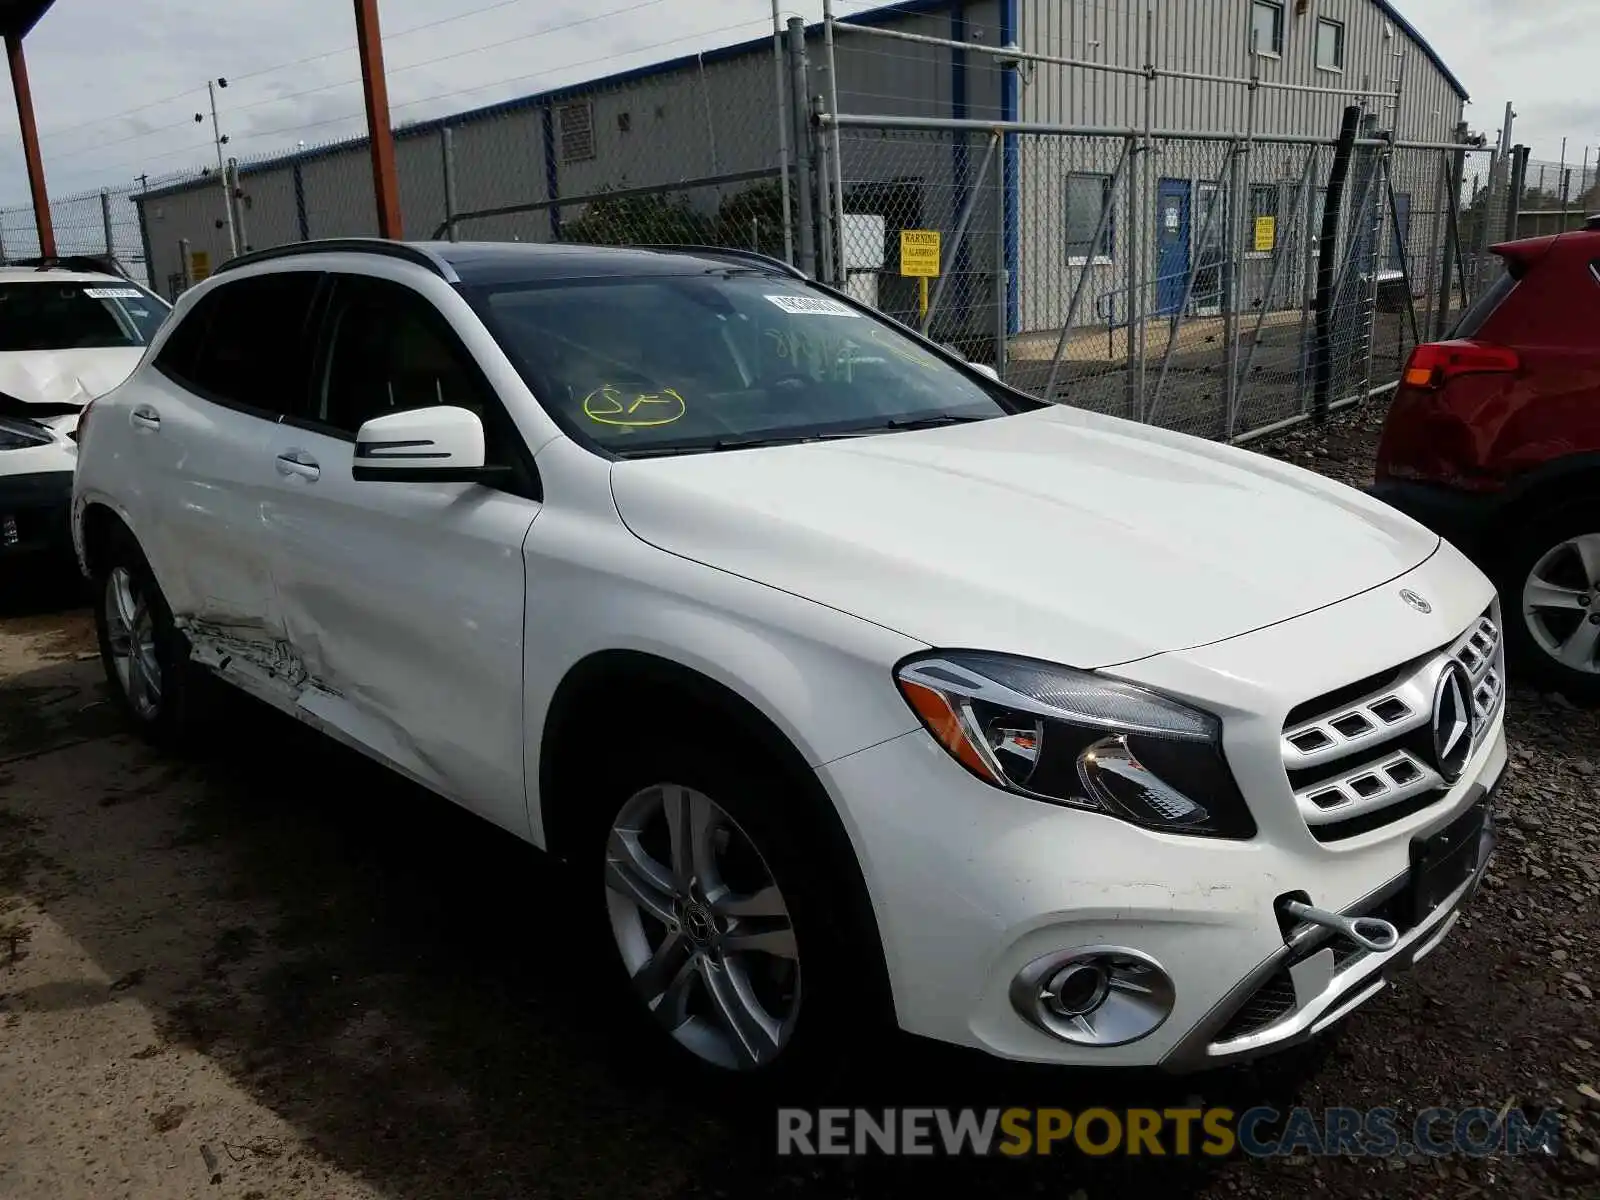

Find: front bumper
<box><xmin>1162</xmin><ymin>773</ymin><xmax>1498</xmax><ymax>1069</ymax></box>
<box><xmin>0</xmin><ymin>470</ymin><xmax>74</xmax><ymax>561</ymax></box>
<box><xmin>817</xmin><ymin>540</ymin><xmax>1505</xmax><ymax>1069</ymax></box>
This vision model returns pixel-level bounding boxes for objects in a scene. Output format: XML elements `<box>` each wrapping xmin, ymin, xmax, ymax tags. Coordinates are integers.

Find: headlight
<box><xmin>895</xmin><ymin>651</ymin><xmax>1256</xmax><ymax>838</ymax></box>
<box><xmin>0</xmin><ymin>415</ymin><xmax>52</xmax><ymax>450</ymax></box>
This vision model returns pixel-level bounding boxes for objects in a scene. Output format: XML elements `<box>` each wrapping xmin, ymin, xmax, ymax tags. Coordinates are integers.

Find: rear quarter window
<box><xmin>1448</xmin><ymin>268</ymin><xmax>1518</xmax><ymax>339</ymax></box>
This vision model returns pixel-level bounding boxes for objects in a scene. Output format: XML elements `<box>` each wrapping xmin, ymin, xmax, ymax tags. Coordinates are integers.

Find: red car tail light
<box><xmin>1400</xmin><ymin>340</ymin><xmax>1520</xmax><ymax>390</ymax></box>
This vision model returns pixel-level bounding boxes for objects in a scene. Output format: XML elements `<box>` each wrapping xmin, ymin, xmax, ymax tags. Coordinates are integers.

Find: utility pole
<box><xmin>353</xmin><ymin>0</ymin><xmax>404</xmax><ymax>239</ymax></box>
<box><xmin>196</xmin><ymin>78</ymin><xmax>239</xmax><ymax>257</ymax></box>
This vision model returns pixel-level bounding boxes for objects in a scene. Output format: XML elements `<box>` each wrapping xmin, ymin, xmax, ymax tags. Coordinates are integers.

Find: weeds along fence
<box><xmin>1</xmin><ymin>1</ymin><xmax>1516</xmax><ymax>446</ymax></box>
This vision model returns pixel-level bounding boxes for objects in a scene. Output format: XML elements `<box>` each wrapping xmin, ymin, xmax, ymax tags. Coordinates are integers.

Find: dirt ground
<box><xmin>2</xmin><ymin>402</ymin><xmax>1599</xmax><ymax>1199</ymax></box>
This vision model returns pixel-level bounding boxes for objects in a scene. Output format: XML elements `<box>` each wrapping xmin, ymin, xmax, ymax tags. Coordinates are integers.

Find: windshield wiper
<box><xmin>614</xmin><ymin>429</ymin><xmax>870</xmax><ymax>458</ymax></box>
<box><xmin>612</xmin><ymin>414</ymin><xmax>991</xmax><ymax>459</ymax></box>
<box><xmin>878</xmin><ymin>413</ymin><xmax>991</xmax><ymax>430</ymax></box>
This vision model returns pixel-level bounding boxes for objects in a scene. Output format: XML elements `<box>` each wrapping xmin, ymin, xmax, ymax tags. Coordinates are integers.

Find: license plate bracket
<box><xmin>1407</xmin><ymin>799</ymin><xmax>1488</xmax><ymax>926</ymax></box>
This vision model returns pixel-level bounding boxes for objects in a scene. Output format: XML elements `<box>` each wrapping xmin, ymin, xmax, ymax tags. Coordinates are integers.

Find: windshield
<box><xmin>0</xmin><ymin>281</ymin><xmax>170</xmax><ymax>352</ymax></box>
<box><xmin>468</xmin><ymin>274</ymin><xmax>1016</xmax><ymax>454</ymax></box>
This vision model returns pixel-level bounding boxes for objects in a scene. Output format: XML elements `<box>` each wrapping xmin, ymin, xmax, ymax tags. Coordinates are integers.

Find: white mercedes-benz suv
<box><xmin>71</xmin><ymin>239</ymin><xmax>1503</xmax><ymax>1079</ymax></box>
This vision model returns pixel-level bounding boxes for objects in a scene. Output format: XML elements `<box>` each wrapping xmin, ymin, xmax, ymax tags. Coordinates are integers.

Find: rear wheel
<box><xmin>91</xmin><ymin>528</ymin><xmax>199</xmax><ymax>745</ymax></box>
<box><xmin>1502</xmin><ymin>503</ymin><xmax>1600</xmax><ymax>702</ymax></box>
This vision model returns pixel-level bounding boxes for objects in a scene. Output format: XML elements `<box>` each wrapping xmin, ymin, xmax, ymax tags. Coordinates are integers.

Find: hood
<box><xmin>609</xmin><ymin>405</ymin><xmax>1440</xmax><ymax>668</ymax></box>
<box><xmin>0</xmin><ymin>348</ymin><xmax>144</xmax><ymax>411</ymax></box>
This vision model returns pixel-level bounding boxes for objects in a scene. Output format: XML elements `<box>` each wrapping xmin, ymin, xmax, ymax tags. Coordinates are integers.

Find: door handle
<box><xmin>130</xmin><ymin>406</ymin><xmax>161</xmax><ymax>431</ymax></box>
<box><xmin>275</xmin><ymin>451</ymin><xmax>321</xmax><ymax>482</ymax></box>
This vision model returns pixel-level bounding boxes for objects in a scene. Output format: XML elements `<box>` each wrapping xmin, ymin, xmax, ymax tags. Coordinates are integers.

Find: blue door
<box><xmin>1155</xmin><ymin>178</ymin><xmax>1191</xmax><ymax>315</ymax></box>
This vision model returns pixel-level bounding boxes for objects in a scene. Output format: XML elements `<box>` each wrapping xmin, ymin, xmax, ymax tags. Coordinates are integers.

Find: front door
<box><xmin>1155</xmin><ymin>178</ymin><xmax>1192</xmax><ymax>316</ymax></box>
<box><xmin>262</xmin><ymin>272</ymin><xmax>543</xmax><ymax>838</ymax></box>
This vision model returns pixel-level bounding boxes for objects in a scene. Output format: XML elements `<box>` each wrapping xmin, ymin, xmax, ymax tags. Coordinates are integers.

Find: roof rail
<box><xmin>4</xmin><ymin>253</ymin><xmax>131</xmax><ymax>278</ymax></box>
<box><xmin>211</xmin><ymin>238</ymin><xmax>458</xmax><ymax>282</ymax></box>
<box><xmin>637</xmin><ymin>244</ymin><xmax>808</xmax><ymax>280</ymax></box>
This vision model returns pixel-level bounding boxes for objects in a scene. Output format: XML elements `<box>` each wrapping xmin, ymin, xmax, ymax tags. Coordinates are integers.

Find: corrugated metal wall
<box><xmin>1019</xmin><ymin>0</ymin><xmax>1463</xmax><ymax>141</ymax></box>
<box><xmin>1013</xmin><ymin>0</ymin><xmax>1466</xmax><ymax>334</ymax></box>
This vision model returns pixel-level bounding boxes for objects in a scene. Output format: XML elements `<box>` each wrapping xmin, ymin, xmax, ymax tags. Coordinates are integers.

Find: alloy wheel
<box><xmin>105</xmin><ymin>566</ymin><xmax>162</xmax><ymax>719</ymax></box>
<box><xmin>604</xmin><ymin>783</ymin><xmax>801</xmax><ymax>1071</ymax></box>
<box><xmin>1522</xmin><ymin>533</ymin><xmax>1600</xmax><ymax>675</ymax></box>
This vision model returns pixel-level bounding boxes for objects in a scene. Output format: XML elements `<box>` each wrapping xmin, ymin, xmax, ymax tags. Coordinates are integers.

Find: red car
<box><xmin>1373</xmin><ymin>216</ymin><xmax>1600</xmax><ymax>698</ymax></box>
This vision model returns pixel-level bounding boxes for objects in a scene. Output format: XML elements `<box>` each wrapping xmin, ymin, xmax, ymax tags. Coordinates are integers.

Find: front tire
<box><xmin>591</xmin><ymin>738</ymin><xmax>866</xmax><ymax>1091</ymax></box>
<box><xmin>91</xmin><ymin>529</ymin><xmax>197</xmax><ymax>745</ymax></box>
<box><xmin>1501</xmin><ymin>502</ymin><xmax>1600</xmax><ymax>702</ymax></box>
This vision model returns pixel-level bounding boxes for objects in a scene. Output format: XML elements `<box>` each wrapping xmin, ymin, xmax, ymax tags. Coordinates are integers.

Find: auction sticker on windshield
<box><xmin>764</xmin><ymin>295</ymin><xmax>858</xmax><ymax>317</ymax></box>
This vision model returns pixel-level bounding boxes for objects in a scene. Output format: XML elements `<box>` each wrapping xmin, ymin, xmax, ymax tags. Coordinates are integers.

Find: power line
<box><xmin>17</xmin><ymin>0</ymin><xmax>671</xmax><ymax>165</ymax></box>
<box><xmin>37</xmin><ymin>84</ymin><xmax>204</xmax><ymax>142</ymax></box>
<box><xmin>227</xmin><ymin>0</ymin><xmax>553</xmax><ymax>85</ymax></box>
<box><xmin>233</xmin><ymin>15</ymin><xmax>772</xmax><ymax>151</ymax></box>
<box><xmin>225</xmin><ymin>0</ymin><xmax>673</xmax><ymax>122</ymax></box>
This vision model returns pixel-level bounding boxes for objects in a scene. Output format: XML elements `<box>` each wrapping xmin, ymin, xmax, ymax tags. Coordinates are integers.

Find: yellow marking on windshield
<box><xmin>582</xmin><ymin>383</ymin><xmax>687</xmax><ymax>428</ymax></box>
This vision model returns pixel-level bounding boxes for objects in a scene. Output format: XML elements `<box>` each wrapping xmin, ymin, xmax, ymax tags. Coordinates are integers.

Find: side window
<box><xmin>167</xmin><ymin>272</ymin><xmax>322</xmax><ymax>416</ymax></box>
<box><xmin>317</xmin><ymin>276</ymin><xmax>495</xmax><ymax>439</ymax></box>
<box><xmin>152</xmin><ymin>292</ymin><xmax>218</xmax><ymax>386</ymax></box>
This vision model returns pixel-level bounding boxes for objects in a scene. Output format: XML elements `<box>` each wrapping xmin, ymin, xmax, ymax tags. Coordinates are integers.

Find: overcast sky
<box><xmin>0</xmin><ymin>0</ymin><xmax>1592</xmax><ymax>206</ymax></box>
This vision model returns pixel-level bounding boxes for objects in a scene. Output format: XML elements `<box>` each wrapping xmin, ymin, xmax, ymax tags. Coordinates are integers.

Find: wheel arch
<box><xmin>1495</xmin><ymin>457</ymin><xmax>1600</xmax><ymax>559</ymax></box>
<box><xmin>537</xmin><ymin>648</ymin><xmax>896</xmax><ymax>1022</ymax></box>
<box><xmin>77</xmin><ymin>498</ymin><xmax>136</xmax><ymax>579</ymax></box>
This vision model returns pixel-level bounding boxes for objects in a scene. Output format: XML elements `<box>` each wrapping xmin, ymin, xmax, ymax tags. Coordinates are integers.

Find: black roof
<box><xmin>213</xmin><ymin>238</ymin><xmax>805</xmax><ymax>286</ymax></box>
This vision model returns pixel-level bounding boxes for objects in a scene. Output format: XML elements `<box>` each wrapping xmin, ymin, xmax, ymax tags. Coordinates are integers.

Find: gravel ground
<box><xmin>1</xmin><ymin>399</ymin><xmax>1598</xmax><ymax>1199</ymax></box>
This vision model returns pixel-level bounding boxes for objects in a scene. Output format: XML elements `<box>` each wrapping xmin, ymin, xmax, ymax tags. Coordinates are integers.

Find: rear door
<box><xmin>261</xmin><ymin>271</ymin><xmax>542</xmax><ymax>837</ymax></box>
<box><xmin>126</xmin><ymin>270</ymin><xmax>323</xmax><ymax>684</ymax></box>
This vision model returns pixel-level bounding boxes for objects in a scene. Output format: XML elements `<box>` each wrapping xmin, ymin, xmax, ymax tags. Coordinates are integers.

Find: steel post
<box><xmin>786</xmin><ymin>19</ymin><xmax>817</xmax><ymax>278</ymax></box>
<box><xmin>924</xmin><ymin>132</ymin><xmax>1000</xmax><ymax>334</ymax></box>
<box><xmin>441</xmin><ymin>126</ymin><xmax>459</xmax><ymax>242</ymax></box>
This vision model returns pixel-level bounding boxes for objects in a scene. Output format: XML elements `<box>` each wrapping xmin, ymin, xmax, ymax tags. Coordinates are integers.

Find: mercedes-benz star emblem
<box><xmin>1431</xmin><ymin>660</ymin><xmax>1475</xmax><ymax>783</ymax></box>
<box><xmin>1400</xmin><ymin>589</ymin><xmax>1432</xmax><ymax>614</ymax></box>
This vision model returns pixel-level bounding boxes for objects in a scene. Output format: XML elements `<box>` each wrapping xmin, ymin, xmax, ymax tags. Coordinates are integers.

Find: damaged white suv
<box><xmin>72</xmin><ymin>239</ymin><xmax>1503</xmax><ymax>1079</ymax></box>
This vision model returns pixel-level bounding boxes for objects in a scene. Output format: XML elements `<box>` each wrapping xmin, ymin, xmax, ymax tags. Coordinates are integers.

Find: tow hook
<box><xmin>1279</xmin><ymin>898</ymin><xmax>1400</xmax><ymax>953</ymax></box>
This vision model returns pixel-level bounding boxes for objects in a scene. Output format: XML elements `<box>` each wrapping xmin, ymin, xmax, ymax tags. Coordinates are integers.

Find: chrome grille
<box><xmin>1281</xmin><ymin>606</ymin><xmax>1504</xmax><ymax>838</ymax></box>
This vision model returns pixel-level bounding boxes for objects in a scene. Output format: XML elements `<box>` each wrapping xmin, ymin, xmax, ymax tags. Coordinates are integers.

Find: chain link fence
<box><xmin>829</xmin><ymin>117</ymin><xmax>1493</xmax><ymax>442</ymax></box>
<box><xmin>0</xmin><ymin>176</ymin><xmax>175</xmax><ymax>288</ymax></box>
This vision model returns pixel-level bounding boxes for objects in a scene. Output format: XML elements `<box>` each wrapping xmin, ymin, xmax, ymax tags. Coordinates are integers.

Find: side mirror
<box><xmin>968</xmin><ymin>362</ymin><xmax>1000</xmax><ymax>382</ymax></box>
<box><xmin>352</xmin><ymin>405</ymin><xmax>501</xmax><ymax>483</ymax></box>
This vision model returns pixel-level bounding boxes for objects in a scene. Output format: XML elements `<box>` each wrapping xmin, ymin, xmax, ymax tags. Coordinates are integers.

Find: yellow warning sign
<box><xmin>189</xmin><ymin>249</ymin><xmax>212</xmax><ymax>281</ymax></box>
<box><xmin>1253</xmin><ymin>216</ymin><xmax>1277</xmax><ymax>253</ymax></box>
<box><xmin>899</xmin><ymin>229</ymin><xmax>941</xmax><ymax>277</ymax></box>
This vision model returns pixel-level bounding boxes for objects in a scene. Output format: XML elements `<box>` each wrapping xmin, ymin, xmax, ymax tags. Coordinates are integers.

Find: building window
<box><xmin>1315</xmin><ymin>18</ymin><xmax>1345</xmax><ymax>71</ymax></box>
<box><xmin>1250</xmin><ymin>1</ymin><xmax>1283</xmax><ymax>55</ymax></box>
<box><xmin>1250</xmin><ymin>184</ymin><xmax>1280</xmax><ymax>254</ymax></box>
<box><xmin>559</xmin><ymin>101</ymin><xmax>595</xmax><ymax>163</ymax></box>
<box><xmin>1066</xmin><ymin>172</ymin><xmax>1114</xmax><ymax>264</ymax></box>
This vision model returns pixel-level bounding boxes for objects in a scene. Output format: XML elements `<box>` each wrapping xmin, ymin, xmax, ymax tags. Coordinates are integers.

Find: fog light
<box><xmin>1045</xmin><ymin>963</ymin><xmax>1110</xmax><ymax>1017</ymax></box>
<box><xmin>1011</xmin><ymin>946</ymin><xmax>1174</xmax><ymax>1046</ymax></box>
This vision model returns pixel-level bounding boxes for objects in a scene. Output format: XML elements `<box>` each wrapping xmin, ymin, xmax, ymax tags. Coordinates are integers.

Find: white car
<box><xmin>0</xmin><ymin>257</ymin><xmax>169</xmax><ymax>566</ymax></box>
<box><xmin>70</xmin><ymin>239</ymin><xmax>1504</xmax><ymax>1079</ymax></box>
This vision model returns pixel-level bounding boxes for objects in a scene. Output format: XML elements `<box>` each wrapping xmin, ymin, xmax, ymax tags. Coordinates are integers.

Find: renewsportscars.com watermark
<box><xmin>776</xmin><ymin>1106</ymin><xmax>1563</xmax><ymax>1158</ymax></box>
